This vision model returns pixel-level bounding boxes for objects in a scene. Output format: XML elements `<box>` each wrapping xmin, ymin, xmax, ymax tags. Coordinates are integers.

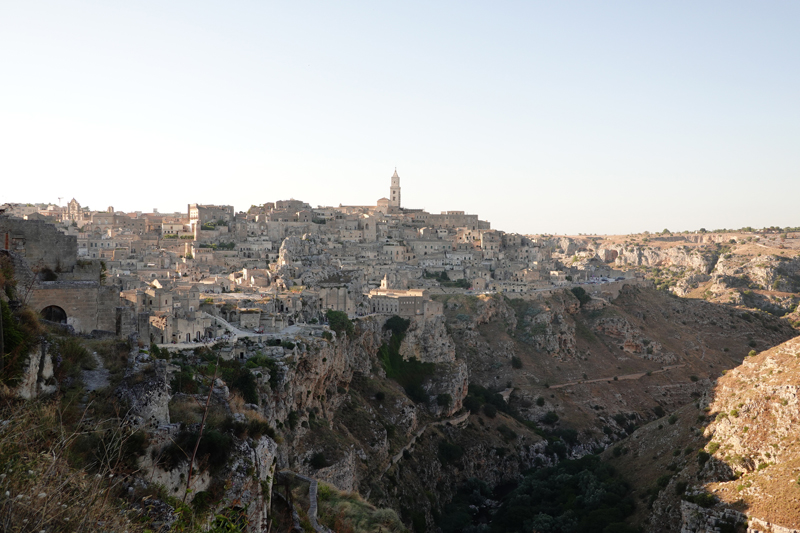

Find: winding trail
<box><xmin>549</xmin><ymin>364</ymin><xmax>686</xmax><ymax>389</ymax></box>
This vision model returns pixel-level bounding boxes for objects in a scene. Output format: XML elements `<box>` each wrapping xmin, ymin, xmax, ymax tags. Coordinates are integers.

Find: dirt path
<box><xmin>81</xmin><ymin>351</ymin><xmax>110</xmax><ymax>392</ymax></box>
<box><xmin>549</xmin><ymin>364</ymin><xmax>686</xmax><ymax>389</ymax></box>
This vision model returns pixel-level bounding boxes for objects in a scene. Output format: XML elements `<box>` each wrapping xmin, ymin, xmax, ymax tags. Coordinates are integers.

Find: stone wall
<box><xmin>27</xmin><ymin>281</ymin><xmax>120</xmax><ymax>334</ymax></box>
<box><xmin>0</xmin><ymin>218</ymin><xmax>78</xmax><ymax>273</ymax></box>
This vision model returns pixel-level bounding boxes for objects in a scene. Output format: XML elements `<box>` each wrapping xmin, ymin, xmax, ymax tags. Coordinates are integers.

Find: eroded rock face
<box><xmin>15</xmin><ymin>341</ymin><xmax>57</xmax><ymax>399</ymax></box>
<box><xmin>673</xmin><ymin>272</ymin><xmax>711</xmax><ymax>297</ymax></box>
<box><xmin>399</xmin><ymin>314</ymin><xmax>456</xmax><ymax>364</ymax></box>
<box><xmin>593</xmin><ymin>316</ymin><xmax>676</xmax><ymax>364</ymax></box>
<box><xmin>611</xmin><ymin>246</ymin><xmax>717</xmax><ymax>273</ymax></box>
<box><xmin>118</xmin><ymin>343</ymin><xmax>171</xmax><ymax>428</ymax></box>
<box><xmin>224</xmin><ymin>436</ymin><xmax>279</xmax><ymax>530</ymax></box>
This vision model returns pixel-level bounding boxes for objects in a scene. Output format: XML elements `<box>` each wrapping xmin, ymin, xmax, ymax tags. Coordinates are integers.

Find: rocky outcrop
<box><xmin>610</xmin><ymin>245</ymin><xmax>717</xmax><ymax>273</ymax></box>
<box><xmin>593</xmin><ymin>316</ymin><xmax>676</xmax><ymax>363</ymax></box>
<box><xmin>15</xmin><ymin>341</ymin><xmax>57</xmax><ymax>399</ymax></box>
<box><xmin>399</xmin><ymin>314</ymin><xmax>456</xmax><ymax>363</ymax></box>
<box><xmin>673</xmin><ymin>272</ymin><xmax>711</xmax><ymax>297</ymax></box>
<box><xmin>117</xmin><ymin>338</ymin><xmax>171</xmax><ymax>428</ymax></box>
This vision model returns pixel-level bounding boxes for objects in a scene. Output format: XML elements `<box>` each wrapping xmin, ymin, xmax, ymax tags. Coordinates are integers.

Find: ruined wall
<box><xmin>0</xmin><ymin>218</ymin><xmax>78</xmax><ymax>273</ymax></box>
<box><xmin>27</xmin><ymin>281</ymin><xmax>120</xmax><ymax>333</ymax></box>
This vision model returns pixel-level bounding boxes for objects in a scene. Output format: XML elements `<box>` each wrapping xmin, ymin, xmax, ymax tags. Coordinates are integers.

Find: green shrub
<box><xmin>668</xmin><ymin>414</ymin><xmax>678</xmax><ymax>425</ymax></box>
<box><xmin>511</xmin><ymin>356</ymin><xmax>523</xmax><ymax>369</ymax></box>
<box><xmin>437</xmin><ymin>393</ymin><xmax>452</xmax><ymax>408</ymax></box>
<box><xmin>698</xmin><ymin>451</ymin><xmax>711</xmax><ymax>466</ymax></box>
<box><xmin>570</xmin><ymin>286</ymin><xmax>591</xmax><ymax>306</ymax></box>
<box><xmin>483</xmin><ymin>404</ymin><xmax>497</xmax><ymax>418</ymax></box>
<box><xmin>490</xmin><ymin>454</ymin><xmax>635</xmax><ymax>533</ymax></box>
<box><xmin>384</xmin><ymin>315</ymin><xmax>410</xmax><ymax>336</ymax></box>
<box><xmin>326</xmin><ymin>310</ymin><xmax>354</xmax><ymax>337</ymax></box>
<box><xmin>379</xmin><ymin>325</ymin><xmax>435</xmax><ymax>404</ymax></box>
<box><xmin>685</xmin><ymin>492</ymin><xmax>716</xmax><ymax>508</ymax></box>
<box><xmin>536</xmin><ymin>396</ymin><xmax>545</xmax><ymax>407</ymax></box>
<box><xmin>171</xmin><ymin>370</ymin><xmax>198</xmax><ymax>394</ymax></box>
<box><xmin>541</xmin><ymin>411</ymin><xmax>559</xmax><ymax>424</ymax></box>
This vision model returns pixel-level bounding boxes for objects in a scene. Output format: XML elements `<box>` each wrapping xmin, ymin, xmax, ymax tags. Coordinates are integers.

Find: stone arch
<box><xmin>41</xmin><ymin>305</ymin><xmax>67</xmax><ymax>323</ymax></box>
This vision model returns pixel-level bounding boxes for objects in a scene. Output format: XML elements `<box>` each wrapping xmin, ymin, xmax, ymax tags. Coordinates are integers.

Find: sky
<box><xmin>1</xmin><ymin>1</ymin><xmax>798</xmax><ymax>235</ymax></box>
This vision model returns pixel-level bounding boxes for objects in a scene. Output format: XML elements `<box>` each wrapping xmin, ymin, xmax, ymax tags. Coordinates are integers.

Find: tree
<box><xmin>326</xmin><ymin>310</ymin><xmax>354</xmax><ymax>337</ymax></box>
<box><xmin>570</xmin><ymin>286</ymin><xmax>591</xmax><ymax>306</ymax></box>
<box><xmin>661</xmin><ymin>228</ymin><xmax>671</xmax><ymax>235</ymax></box>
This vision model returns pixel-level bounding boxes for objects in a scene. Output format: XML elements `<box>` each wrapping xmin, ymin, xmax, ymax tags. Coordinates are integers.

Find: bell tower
<box><xmin>389</xmin><ymin>168</ymin><xmax>401</xmax><ymax>208</ymax></box>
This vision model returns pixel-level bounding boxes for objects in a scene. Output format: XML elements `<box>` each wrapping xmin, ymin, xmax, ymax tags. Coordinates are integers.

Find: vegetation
<box><xmin>326</xmin><ymin>309</ymin><xmax>354</xmax><ymax>337</ymax></box>
<box><xmin>570</xmin><ymin>286</ymin><xmax>591</xmax><ymax>306</ymax></box>
<box><xmin>378</xmin><ymin>316</ymin><xmax>434</xmax><ymax>403</ymax></box>
<box><xmin>0</xmin><ymin>399</ymin><xmax>153</xmax><ymax>533</ymax></box>
<box><xmin>316</xmin><ymin>482</ymin><xmax>406</xmax><ymax>533</ymax></box>
<box><xmin>489</xmin><ymin>455</ymin><xmax>636</xmax><ymax>533</ymax></box>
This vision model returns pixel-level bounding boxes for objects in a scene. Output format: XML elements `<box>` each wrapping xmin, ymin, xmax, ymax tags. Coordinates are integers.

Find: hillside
<box><xmin>603</xmin><ymin>336</ymin><xmax>800</xmax><ymax>532</ymax></box>
<box><xmin>436</xmin><ymin>285</ymin><xmax>796</xmax><ymax>449</ymax></box>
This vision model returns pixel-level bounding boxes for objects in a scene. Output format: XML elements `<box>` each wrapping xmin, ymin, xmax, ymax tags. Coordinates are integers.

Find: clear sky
<box><xmin>1</xmin><ymin>1</ymin><xmax>798</xmax><ymax>235</ymax></box>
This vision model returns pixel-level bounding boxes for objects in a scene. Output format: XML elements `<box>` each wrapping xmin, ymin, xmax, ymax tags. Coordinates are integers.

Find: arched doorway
<box><xmin>41</xmin><ymin>305</ymin><xmax>67</xmax><ymax>324</ymax></box>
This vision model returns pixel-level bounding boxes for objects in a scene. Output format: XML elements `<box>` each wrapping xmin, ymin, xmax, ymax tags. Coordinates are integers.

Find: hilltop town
<box><xmin>1</xmin><ymin>170</ymin><xmax>645</xmax><ymax>347</ymax></box>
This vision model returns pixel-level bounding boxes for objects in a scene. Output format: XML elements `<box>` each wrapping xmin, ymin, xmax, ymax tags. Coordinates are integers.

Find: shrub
<box><xmin>160</xmin><ymin>429</ymin><xmax>233</xmax><ymax>474</ymax></box>
<box><xmin>707</xmin><ymin>442</ymin><xmax>720</xmax><ymax>454</ymax></box>
<box><xmin>570</xmin><ymin>286</ymin><xmax>591</xmax><ymax>306</ymax></box>
<box><xmin>384</xmin><ymin>315</ymin><xmax>410</xmax><ymax>336</ymax></box>
<box><xmin>287</xmin><ymin>410</ymin><xmax>300</xmax><ymax>430</ymax></box>
<box><xmin>310</xmin><ymin>452</ymin><xmax>330</xmax><ymax>469</ymax></box>
<box><xmin>483</xmin><ymin>403</ymin><xmax>497</xmax><ymax>418</ymax></box>
<box><xmin>536</xmin><ymin>396</ymin><xmax>545</xmax><ymax>407</ymax></box>
<box><xmin>685</xmin><ymin>492</ymin><xmax>716</xmax><ymax>508</ymax></box>
<box><xmin>463</xmin><ymin>395</ymin><xmax>482</xmax><ymax>413</ymax></box>
<box><xmin>541</xmin><ymin>411</ymin><xmax>559</xmax><ymax>425</ymax></box>
<box><xmin>438</xmin><ymin>440</ymin><xmax>464</xmax><ymax>465</ymax></box>
<box><xmin>326</xmin><ymin>310</ymin><xmax>354</xmax><ymax>337</ymax></box>
<box><xmin>375</xmin><ymin>391</ymin><xmax>385</xmax><ymax>402</ymax></box>
<box><xmin>171</xmin><ymin>370</ymin><xmax>198</xmax><ymax>394</ymax></box>
<box><xmin>437</xmin><ymin>393</ymin><xmax>452</xmax><ymax>408</ymax></box>
<box><xmin>698</xmin><ymin>451</ymin><xmax>711</xmax><ymax>467</ymax></box>
<box><xmin>668</xmin><ymin>414</ymin><xmax>678</xmax><ymax>425</ymax></box>
<box><xmin>511</xmin><ymin>356</ymin><xmax>523</xmax><ymax>369</ymax></box>
<box><xmin>653</xmin><ymin>405</ymin><xmax>665</xmax><ymax>418</ymax></box>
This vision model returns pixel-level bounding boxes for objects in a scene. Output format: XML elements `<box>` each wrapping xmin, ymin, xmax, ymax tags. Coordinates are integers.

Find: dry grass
<box><xmin>0</xmin><ymin>397</ymin><xmax>151</xmax><ymax>532</ymax></box>
<box><xmin>316</xmin><ymin>482</ymin><xmax>406</xmax><ymax>533</ymax></box>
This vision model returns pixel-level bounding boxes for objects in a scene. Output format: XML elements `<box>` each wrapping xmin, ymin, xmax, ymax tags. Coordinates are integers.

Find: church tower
<box><xmin>389</xmin><ymin>168</ymin><xmax>401</xmax><ymax>208</ymax></box>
